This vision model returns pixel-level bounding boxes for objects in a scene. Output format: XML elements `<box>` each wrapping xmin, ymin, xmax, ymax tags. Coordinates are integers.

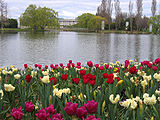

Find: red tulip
<box><xmin>24</xmin><ymin>64</ymin><xmax>28</xmax><ymax>69</ymax></box>
<box><xmin>69</xmin><ymin>60</ymin><xmax>72</xmax><ymax>63</ymax></box>
<box><xmin>59</xmin><ymin>63</ymin><xmax>63</xmax><ymax>67</ymax></box>
<box><xmin>72</xmin><ymin>78</ymin><xmax>80</xmax><ymax>84</ymax></box>
<box><xmin>95</xmin><ymin>64</ymin><xmax>99</xmax><ymax>68</ymax></box>
<box><xmin>152</xmin><ymin>66</ymin><xmax>158</xmax><ymax>71</ymax></box>
<box><xmin>80</xmin><ymin>70</ymin><xmax>86</xmax><ymax>76</ymax></box>
<box><xmin>77</xmin><ymin>62</ymin><xmax>81</xmax><ymax>66</ymax></box>
<box><xmin>129</xmin><ymin>66</ymin><xmax>137</xmax><ymax>74</ymax></box>
<box><xmin>155</xmin><ymin>58</ymin><xmax>160</xmax><ymax>64</ymax></box>
<box><xmin>38</xmin><ymin>64</ymin><xmax>42</xmax><ymax>69</ymax></box>
<box><xmin>49</xmin><ymin>77</ymin><xmax>57</xmax><ymax>85</ymax></box>
<box><xmin>35</xmin><ymin>64</ymin><xmax>38</xmax><ymax>68</ymax></box>
<box><xmin>103</xmin><ymin>73</ymin><xmax>108</xmax><ymax>79</ymax></box>
<box><xmin>87</xmin><ymin>61</ymin><xmax>93</xmax><ymax>67</ymax></box>
<box><xmin>90</xmin><ymin>80</ymin><xmax>95</xmax><ymax>86</ymax></box>
<box><xmin>100</xmin><ymin>66</ymin><xmax>104</xmax><ymax>70</ymax></box>
<box><xmin>105</xmin><ymin>64</ymin><xmax>109</xmax><ymax>69</ymax></box>
<box><xmin>25</xmin><ymin>74</ymin><xmax>32</xmax><ymax>83</ymax></box>
<box><xmin>45</xmin><ymin>65</ymin><xmax>48</xmax><ymax>69</ymax></box>
<box><xmin>62</xmin><ymin>74</ymin><xmax>68</xmax><ymax>80</ymax></box>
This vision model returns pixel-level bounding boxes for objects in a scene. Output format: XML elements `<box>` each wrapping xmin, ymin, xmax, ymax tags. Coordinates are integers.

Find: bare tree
<box><xmin>141</xmin><ymin>16</ymin><xmax>149</xmax><ymax>30</ymax></box>
<box><xmin>114</xmin><ymin>0</ymin><xmax>121</xmax><ymax>30</ymax></box>
<box><xmin>129</xmin><ymin>1</ymin><xmax>133</xmax><ymax>31</ymax></box>
<box><xmin>96</xmin><ymin>5</ymin><xmax>101</xmax><ymax>16</ymax></box>
<box><xmin>136</xmin><ymin>0</ymin><xmax>143</xmax><ymax>31</ymax></box>
<box><xmin>96</xmin><ymin>0</ymin><xmax>113</xmax><ymax>30</ymax></box>
<box><xmin>0</xmin><ymin>0</ymin><xmax>7</xmax><ymax>29</ymax></box>
<box><xmin>151</xmin><ymin>0</ymin><xmax>156</xmax><ymax>17</ymax></box>
<box><xmin>97</xmin><ymin>0</ymin><xmax>107</xmax><ymax>17</ymax></box>
<box><xmin>106</xmin><ymin>0</ymin><xmax>113</xmax><ymax>30</ymax></box>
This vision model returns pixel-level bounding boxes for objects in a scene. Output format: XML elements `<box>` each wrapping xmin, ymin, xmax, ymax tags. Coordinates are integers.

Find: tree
<box><xmin>151</xmin><ymin>0</ymin><xmax>156</xmax><ymax>17</ymax></box>
<box><xmin>98</xmin><ymin>0</ymin><xmax>107</xmax><ymax>17</ymax></box>
<box><xmin>88</xmin><ymin>16</ymin><xmax>106</xmax><ymax>31</ymax></box>
<box><xmin>5</xmin><ymin>19</ymin><xmax>18</xmax><ymax>28</ymax></box>
<box><xmin>136</xmin><ymin>0</ymin><xmax>143</xmax><ymax>31</ymax></box>
<box><xmin>0</xmin><ymin>0</ymin><xmax>7</xmax><ymax>29</ymax></box>
<box><xmin>76</xmin><ymin>13</ymin><xmax>107</xmax><ymax>31</ymax></box>
<box><xmin>114</xmin><ymin>0</ymin><xmax>121</xmax><ymax>30</ymax></box>
<box><xmin>106</xmin><ymin>0</ymin><xmax>113</xmax><ymax>30</ymax></box>
<box><xmin>141</xmin><ymin>16</ymin><xmax>149</xmax><ymax>31</ymax></box>
<box><xmin>118</xmin><ymin>12</ymin><xmax>128</xmax><ymax>30</ymax></box>
<box><xmin>76</xmin><ymin>13</ymin><xmax>95</xmax><ymax>28</ymax></box>
<box><xmin>20</xmin><ymin>4</ymin><xmax>59</xmax><ymax>30</ymax></box>
<box><xmin>96</xmin><ymin>0</ymin><xmax>112</xmax><ymax>30</ymax></box>
<box><xmin>129</xmin><ymin>1</ymin><xmax>133</xmax><ymax>31</ymax></box>
<box><xmin>149</xmin><ymin>15</ymin><xmax>160</xmax><ymax>33</ymax></box>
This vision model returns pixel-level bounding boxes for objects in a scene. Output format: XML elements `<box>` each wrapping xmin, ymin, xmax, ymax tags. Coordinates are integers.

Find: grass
<box><xmin>0</xmin><ymin>28</ymin><xmax>153</xmax><ymax>34</ymax></box>
<box><xmin>102</xmin><ymin>30</ymin><xmax>151</xmax><ymax>34</ymax></box>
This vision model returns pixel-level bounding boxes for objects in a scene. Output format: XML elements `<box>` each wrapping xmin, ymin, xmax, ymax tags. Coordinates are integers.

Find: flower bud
<box><xmin>102</xmin><ymin>100</ymin><xmax>106</xmax><ymax>113</ymax></box>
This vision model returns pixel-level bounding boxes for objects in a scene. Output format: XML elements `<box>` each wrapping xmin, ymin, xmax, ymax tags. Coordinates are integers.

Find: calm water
<box><xmin>0</xmin><ymin>31</ymin><xmax>160</xmax><ymax>67</ymax></box>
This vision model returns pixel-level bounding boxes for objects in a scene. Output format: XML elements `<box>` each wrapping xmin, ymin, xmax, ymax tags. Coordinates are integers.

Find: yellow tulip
<box><xmin>51</xmin><ymin>69</ymin><xmax>54</xmax><ymax>73</ymax></box>
<box><xmin>10</xmin><ymin>65</ymin><xmax>14</xmax><ymax>69</ymax></box>
<box><xmin>49</xmin><ymin>95</ymin><xmax>52</xmax><ymax>105</ymax></box>
<box><xmin>53</xmin><ymin>85</ymin><xmax>55</xmax><ymax>89</ymax></box>
<box><xmin>102</xmin><ymin>100</ymin><xmax>106</xmax><ymax>113</ymax></box>
<box><xmin>116</xmin><ymin>80</ymin><xmax>123</xmax><ymax>87</ymax></box>
<box><xmin>139</xmin><ymin>102</ymin><xmax>143</xmax><ymax>116</ymax></box>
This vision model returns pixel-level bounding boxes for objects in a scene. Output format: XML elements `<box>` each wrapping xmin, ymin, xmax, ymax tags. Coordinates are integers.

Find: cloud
<box><xmin>5</xmin><ymin>0</ymin><xmax>160</xmax><ymax>19</ymax></box>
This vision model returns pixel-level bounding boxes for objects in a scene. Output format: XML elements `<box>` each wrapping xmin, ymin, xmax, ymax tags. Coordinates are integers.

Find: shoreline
<box><xmin>0</xmin><ymin>28</ymin><xmax>154</xmax><ymax>34</ymax></box>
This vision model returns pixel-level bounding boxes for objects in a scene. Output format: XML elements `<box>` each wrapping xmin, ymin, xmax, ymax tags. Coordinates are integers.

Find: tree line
<box><xmin>1</xmin><ymin>0</ymin><xmax>160</xmax><ymax>33</ymax></box>
<box><xmin>95</xmin><ymin>0</ymin><xmax>158</xmax><ymax>32</ymax></box>
<box><xmin>0</xmin><ymin>0</ymin><xmax>18</xmax><ymax>29</ymax></box>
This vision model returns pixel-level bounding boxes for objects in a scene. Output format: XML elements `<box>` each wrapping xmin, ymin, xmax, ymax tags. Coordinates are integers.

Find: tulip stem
<box><xmin>86</xmin><ymin>85</ymin><xmax>90</xmax><ymax>101</ymax></box>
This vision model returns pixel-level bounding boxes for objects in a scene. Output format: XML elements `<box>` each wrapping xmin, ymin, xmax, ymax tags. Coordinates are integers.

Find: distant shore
<box><xmin>0</xmin><ymin>28</ymin><xmax>153</xmax><ymax>34</ymax></box>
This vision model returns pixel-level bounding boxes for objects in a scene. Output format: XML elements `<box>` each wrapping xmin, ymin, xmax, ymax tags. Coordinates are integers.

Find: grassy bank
<box><xmin>103</xmin><ymin>30</ymin><xmax>152</xmax><ymax>34</ymax></box>
<box><xmin>0</xmin><ymin>28</ymin><xmax>53</xmax><ymax>32</ymax></box>
<box><xmin>0</xmin><ymin>28</ymin><xmax>154</xmax><ymax>34</ymax></box>
<box><xmin>0</xmin><ymin>28</ymin><xmax>32</xmax><ymax>32</ymax></box>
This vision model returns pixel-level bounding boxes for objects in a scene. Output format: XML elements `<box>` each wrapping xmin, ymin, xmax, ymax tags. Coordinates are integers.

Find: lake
<box><xmin>0</xmin><ymin>31</ymin><xmax>160</xmax><ymax>67</ymax></box>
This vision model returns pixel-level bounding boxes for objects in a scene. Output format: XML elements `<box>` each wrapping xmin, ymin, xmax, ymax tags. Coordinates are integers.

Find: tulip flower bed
<box><xmin>0</xmin><ymin>59</ymin><xmax>160</xmax><ymax>120</ymax></box>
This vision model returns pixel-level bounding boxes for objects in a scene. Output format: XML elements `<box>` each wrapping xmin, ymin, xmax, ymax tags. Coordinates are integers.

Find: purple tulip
<box><xmin>25</xmin><ymin>101</ymin><xmax>34</xmax><ymax>112</ymax></box>
<box><xmin>45</xmin><ymin>104</ymin><xmax>56</xmax><ymax>115</ymax></box>
<box><xmin>35</xmin><ymin>108</ymin><xmax>49</xmax><ymax>120</ymax></box>
<box><xmin>52</xmin><ymin>113</ymin><xmax>64</xmax><ymax>120</ymax></box>
<box><xmin>86</xmin><ymin>115</ymin><xmax>100</xmax><ymax>120</ymax></box>
<box><xmin>84</xmin><ymin>100</ymin><xmax>98</xmax><ymax>114</ymax></box>
<box><xmin>11</xmin><ymin>106</ymin><xmax>23</xmax><ymax>120</ymax></box>
<box><xmin>76</xmin><ymin>106</ymin><xmax>87</xmax><ymax>118</ymax></box>
<box><xmin>64</xmin><ymin>102</ymin><xmax>78</xmax><ymax>116</ymax></box>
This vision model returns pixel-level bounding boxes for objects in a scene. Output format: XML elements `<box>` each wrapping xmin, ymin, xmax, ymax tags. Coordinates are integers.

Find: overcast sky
<box><xmin>5</xmin><ymin>0</ymin><xmax>160</xmax><ymax>20</ymax></box>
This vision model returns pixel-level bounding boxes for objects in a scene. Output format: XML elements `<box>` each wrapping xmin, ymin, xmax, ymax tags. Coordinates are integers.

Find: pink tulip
<box><xmin>86</xmin><ymin>115</ymin><xmax>100</xmax><ymax>120</ymax></box>
<box><xmin>25</xmin><ymin>101</ymin><xmax>34</xmax><ymax>112</ymax></box>
<box><xmin>35</xmin><ymin>108</ymin><xmax>49</xmax><ymax>120</ymax></box>
<box><xmin>11</xmin><ymin>106</ymin><xmax>23</xmax><ymax>120</ymax></box>
<box><xmin>45</xmin><ymin>104</ymin><xmax>56</xmax><ymax>115</ymax></box>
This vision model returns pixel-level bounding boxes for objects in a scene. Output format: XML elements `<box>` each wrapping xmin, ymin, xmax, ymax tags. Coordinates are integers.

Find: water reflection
<box><xmin>0</xmin><ymin>31</ymin><xmax>160</xmax><ymax>67</ymax></box>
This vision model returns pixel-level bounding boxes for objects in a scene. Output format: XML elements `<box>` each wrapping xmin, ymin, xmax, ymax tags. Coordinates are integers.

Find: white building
<box><xmin>59</xmin><ymin>19</ymin><xmax>78</xmax><ymax>28</ymax></box>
